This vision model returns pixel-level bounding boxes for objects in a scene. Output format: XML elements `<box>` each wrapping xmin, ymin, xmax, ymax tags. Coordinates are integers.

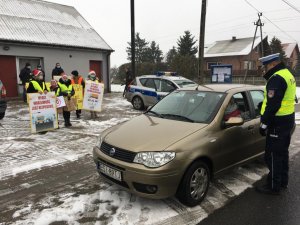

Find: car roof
<box><xmin>181</xmin><ymin>83</ymin><xmax>264</xmax><ymax>93</ymax></box>
<box><xmin>137</xmin><ymin>75</ymin><xmax>191</xmax><ymax>81</ymax></box>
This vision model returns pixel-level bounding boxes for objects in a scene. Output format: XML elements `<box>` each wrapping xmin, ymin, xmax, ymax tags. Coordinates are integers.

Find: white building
<box><xmin>0</xmin><ymin>0</ymin><xmax>113</xmax><ymax>97</ymax></box>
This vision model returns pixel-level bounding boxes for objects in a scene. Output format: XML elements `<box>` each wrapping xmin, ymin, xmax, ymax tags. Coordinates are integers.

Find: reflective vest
<box><xmin>58</xmin><ymin>82</ymin><xmax>73</xmax><ymax>94</ymax></box>
<box><xmin>261</xmin><ymin>69</ymin><xmax>296</xmax><ymax>116</ymax></box>
<box><xmin>30</xmin><ymin>80</ymin><xmax>46</xmax><ymax>92</ymax></box>
<box><xmin>71</xmin><ymin>76</ymin><xmax>83</xmax><ymax>85</ymax></box>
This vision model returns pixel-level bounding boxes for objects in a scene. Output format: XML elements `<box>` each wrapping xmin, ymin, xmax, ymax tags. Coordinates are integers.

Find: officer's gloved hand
<box><xmin>62</xmin><ymin>92</ymin><xmax>68</xmax><ymax>96</ymax></box>
<box><xmin>259</xmin><ymin>123</ymin><xmax>267</xmax><ymax>136</ymax></box>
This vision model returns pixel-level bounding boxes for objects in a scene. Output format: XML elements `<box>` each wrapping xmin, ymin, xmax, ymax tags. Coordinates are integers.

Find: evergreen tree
<box><xmin>177</xmin><ymin>31</ymin><xmax>198</xmax><ymax>57</ymax></box>
<box><xmin>126</xmin><ymin>33</ymin><xmax>149</xmax><ymax>63</ymax></box>
<box><xmin>170</xmin><ymin>54</ymin><xmax>198</xmax><ymax>80</ymax></box>
<box><xmin>261</xmin><ymin>36</ymin><xmax>271</xmax><ymax>57</ymax></box>
<box><xmin>294</xmin><ymin>52</ymin><xmax>300</xmax><ymax>77</ymax></box>
<box><xmin>166</xmin><ymin>46</ymin><xmax>177</xmax><ymax>67</ymax></box>
<box><xmin>144</xmin><ymin>41</ymin><xmax>163</xmax><ymax>63</ymax></box>
<box><xmin>269</xmin><ymin>36</ymin><xmax>287</xmax><ymax>62</ymax></box>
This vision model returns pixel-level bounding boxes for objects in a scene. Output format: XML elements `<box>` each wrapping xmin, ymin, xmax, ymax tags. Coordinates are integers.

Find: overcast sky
<box><xmin>44</xmin><ymin>0</ymin><xmax>300</xmax><ymax>67</ymax></box>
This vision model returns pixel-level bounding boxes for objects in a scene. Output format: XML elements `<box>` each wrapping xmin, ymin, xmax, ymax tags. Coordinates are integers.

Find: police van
<box><xmin>125</xmin><ymin>72</ymin><xmax>198</xmax><ymax>110</ymax></box>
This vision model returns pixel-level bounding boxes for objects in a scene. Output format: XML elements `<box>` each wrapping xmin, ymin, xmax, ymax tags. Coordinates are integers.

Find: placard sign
<box><xmin>73</xmin><ymin>84</ymin><xmax>83</xmax><ymax>110</ymax></box>
<box><xmin>28</xmin><ymin>92</ymin><xmax>58</xmax><ymax>133</ymax></box>
<box><xmin>82</xmin><ymin>82</ymin><xmax>104</xmax><ymax>112</ymax></box>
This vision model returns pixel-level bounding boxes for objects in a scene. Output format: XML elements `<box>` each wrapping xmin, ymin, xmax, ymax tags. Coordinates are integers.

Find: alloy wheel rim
<box><xmin>133</xmin><ymin>98</ymin><xmax>142</xmax><ymax>109</ymax></box>
<box><xmin>190</xmin><ymin>167</ymin><xmax>208</xmax><ymax>200</ymax></box>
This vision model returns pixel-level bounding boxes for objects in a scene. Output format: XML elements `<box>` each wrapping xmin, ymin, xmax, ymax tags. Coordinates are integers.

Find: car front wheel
<box><xmin>176</xmin><ymin>160</ymin><xmax>210</xmax><ymax>207</ymax></box>
<box><xmin>132</xmin><ymin>96</ymin><xmax>144</xmax><ymax>110</ymax></box>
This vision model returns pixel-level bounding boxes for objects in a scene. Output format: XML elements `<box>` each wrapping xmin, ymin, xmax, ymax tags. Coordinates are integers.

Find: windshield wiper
<box><xmin>161</xmin><ymin>114</ymin><xmax>195</xmax><ymax>122</ymax></box>
<box><xmin>146</xmin><ymin>110</ymin><xmax>164</xmax><ymax>118</ymax></box>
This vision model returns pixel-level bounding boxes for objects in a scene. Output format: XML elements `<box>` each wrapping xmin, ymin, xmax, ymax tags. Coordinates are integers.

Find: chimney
<box><xmin>232</xmin><ymin>36</ymin><xmax>237</xmax><ymax>41</ymax></box>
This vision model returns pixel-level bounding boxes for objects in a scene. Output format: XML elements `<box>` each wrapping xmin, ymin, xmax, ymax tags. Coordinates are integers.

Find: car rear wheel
<box><xmin>176</xmin><ymin>160</ymin><xmax>210</xmax><ymax>207</ymax></box>
<box><xmin>132</xmin><ymin>96</ymin><xmax>144</xmax><ymax>110</ymax></box>
<box><xmin>0</xmin><ymin>112</ymin><xmax>5</xmax><ymax>120</ymax></box>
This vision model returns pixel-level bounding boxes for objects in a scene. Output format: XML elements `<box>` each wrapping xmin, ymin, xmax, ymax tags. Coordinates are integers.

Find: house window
<box><xmin>243</xmin><ymin>61</ymin><xmax>255</xmax><ymax>70</ymax></box>
<box><xmin>207</xmin><ymin>62</ymin><xmax>218</xmax><ymax>70</ymax></box>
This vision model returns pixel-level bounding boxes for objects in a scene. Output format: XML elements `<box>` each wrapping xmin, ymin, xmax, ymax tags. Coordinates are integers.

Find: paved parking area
<box><xmin>0</xmin><ymin>93</ymin><xmax>299</xmax><ymax>225</ymax></box>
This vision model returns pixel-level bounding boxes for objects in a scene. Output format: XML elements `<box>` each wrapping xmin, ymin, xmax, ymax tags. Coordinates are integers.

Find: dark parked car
<box><xmin>0</xmin><ymin>80</ymin><xmax>7</xmax><ymax>120</ymax></box>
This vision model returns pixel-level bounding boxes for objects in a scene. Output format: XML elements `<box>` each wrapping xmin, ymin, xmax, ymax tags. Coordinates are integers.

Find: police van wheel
<box><xmin>132</xmin><ymin>96</ymin><xmax>144</xmax><ymax>110</ymax></box>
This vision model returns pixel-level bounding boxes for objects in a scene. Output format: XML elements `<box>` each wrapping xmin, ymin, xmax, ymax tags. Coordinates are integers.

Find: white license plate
<box><xmin>99</xmin><ymin>162</ymin><xmax>122</xmax><ymax>181</ymax></box>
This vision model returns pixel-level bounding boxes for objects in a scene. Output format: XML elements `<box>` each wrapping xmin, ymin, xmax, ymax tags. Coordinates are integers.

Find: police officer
<box><xmin>256</xmin><ymin>53</ymin><xmax>296</xmax><ymax>195</ymax></box>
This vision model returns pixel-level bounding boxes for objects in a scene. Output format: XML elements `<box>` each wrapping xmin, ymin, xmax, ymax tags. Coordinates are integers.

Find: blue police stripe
<box><xmin>129</xmin><ymin>87</ymin><xmax>157</xmax><ymax>97</ymax></box>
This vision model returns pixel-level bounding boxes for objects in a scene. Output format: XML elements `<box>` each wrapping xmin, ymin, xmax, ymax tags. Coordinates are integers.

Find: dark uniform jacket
<box><xmin>52</xmin><ymin>67</ymin><xmax>64</xmax><ymax>77</ymax></box>
<box><xmin>261</xmin><ymin>62</ymin><xmax>295</xmax><ymax>128</ymax></box>
<box><xmin>19</xmin><ymin>67</ymin><xmax>32</xmax><ymax>85</ymax></box>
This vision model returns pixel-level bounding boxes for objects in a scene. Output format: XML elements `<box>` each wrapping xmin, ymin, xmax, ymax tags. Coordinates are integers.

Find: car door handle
<box><xmin>248</xmin><ymin>125</ymin><xmax>254</xmax><ymax>130</ymax></box>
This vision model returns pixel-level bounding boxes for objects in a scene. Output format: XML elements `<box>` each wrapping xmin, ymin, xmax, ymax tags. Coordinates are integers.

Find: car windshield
<box><xmin>173</xmin><ymin>79</ymin><xmax>197</xmax><ymax>88</ymax></box>
<box><xmin>148</xmin><ymin>90</ymin><xmax>224</xmax><ymax>123</ymax></box>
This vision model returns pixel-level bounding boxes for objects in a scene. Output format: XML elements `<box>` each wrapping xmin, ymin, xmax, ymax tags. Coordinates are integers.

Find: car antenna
<box><xmin>195</xmin><ymin>84</ymin><xmax>213</xmax><ymax>91</ymax></box>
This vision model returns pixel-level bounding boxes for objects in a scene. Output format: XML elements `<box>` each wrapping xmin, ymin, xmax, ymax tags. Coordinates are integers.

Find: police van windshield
<box><xmin>173</xmin><ymin>79</ymin><xmax>197</xmax><ymax>88</ymax></box>
<box><xmin>149</xmin><ymin>90</ymin><xmax>224</xmax><ymax>123</ymax></box>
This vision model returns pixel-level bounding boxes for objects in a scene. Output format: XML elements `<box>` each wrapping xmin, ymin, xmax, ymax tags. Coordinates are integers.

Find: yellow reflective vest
<box><xmin>261</xmin><ymin>69</ymin><xmax>296</xmax><ymax>116</ymax></box>
<box><xmin>58</xmin><ymin>82</ymin><xmax>73</xmax><ymax>94</ymax></box>
<box><xmin>30</xmin><ymin>80</ymin><xmax>46</xmax><ymax>92</ymax></box>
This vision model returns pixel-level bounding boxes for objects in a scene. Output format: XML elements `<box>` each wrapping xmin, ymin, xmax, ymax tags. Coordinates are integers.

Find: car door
<box><xmin>142</xmin><ymin>78</ymin><xmax>158</xmax><ymax>106</ymax></box>
<box><xmin>156</xmin><ymin>79</ymin><xmax>177</xmax><ymax>101</ymax></box>
<box><xmin>217</xmin><ymin>91</ymin><xmax>258</xmax><ymax>169</ymax></box>
<box><xmin>246</xmin><ymin>89</ymin><xmax>266</xmax><ymax>156</ymax></box>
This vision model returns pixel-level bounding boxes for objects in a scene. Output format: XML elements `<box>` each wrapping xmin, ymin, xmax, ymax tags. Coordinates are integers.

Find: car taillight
<box><xmin>1</xmin><ymin>86</ymin><xmax>6</xmax><ymax>98</ymax></box>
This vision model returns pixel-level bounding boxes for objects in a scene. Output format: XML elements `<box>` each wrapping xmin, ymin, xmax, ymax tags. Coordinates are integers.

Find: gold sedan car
<box><xmin>93</xmin><ymin>84</ymin><xmax>265</xmax><ymax>206</ymax></box>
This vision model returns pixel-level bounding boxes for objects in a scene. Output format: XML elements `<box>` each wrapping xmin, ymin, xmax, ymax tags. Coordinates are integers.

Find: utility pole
<box><xmin>256</xmin><ymin>13</ymin><xmax>264</xmax><ymax>57</ymax></box>
<box><xmin>198</xmin><ymin>0</ymin><xmax>207</xmax><ymax>84</ymax></box>
<box><xmin>130</xmin><ymin>0</ymin><xmax>135</xmax><ymax>78</ymax></box>
<box><xmin>243</xmin><ymin>13</ymin><xmax>264</xmax><ymax>83</ymax></box>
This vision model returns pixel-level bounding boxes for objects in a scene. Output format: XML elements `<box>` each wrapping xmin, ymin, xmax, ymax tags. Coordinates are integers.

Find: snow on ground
<box><xmin>2</xmin><ymin>85</ymin><xmax>300</xmax><ymax>225</ymax></box>
<box><xmin>0</xmin><ymin>94</ymin><xmax>136</xmax><ymax>180</ymax></box>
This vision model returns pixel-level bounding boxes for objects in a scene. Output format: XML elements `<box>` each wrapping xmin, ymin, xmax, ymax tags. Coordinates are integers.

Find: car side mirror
<box><xmin>224</xmin><ymin>117</ymin><xmax>244</xmax><ymax>128</ymax></box>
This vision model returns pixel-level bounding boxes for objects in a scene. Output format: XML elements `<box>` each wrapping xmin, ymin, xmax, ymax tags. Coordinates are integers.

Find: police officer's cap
<box><xmin>258</xmin><ymin>53</ymin><xmax>280</xmax><ymax>65</ymax></box>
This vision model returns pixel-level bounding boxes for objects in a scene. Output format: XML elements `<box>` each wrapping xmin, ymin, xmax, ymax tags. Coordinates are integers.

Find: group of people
<box><xmin>19</xmin><ymin>62</ymin><xmax>101</xmax><ymax>127</ymax></box>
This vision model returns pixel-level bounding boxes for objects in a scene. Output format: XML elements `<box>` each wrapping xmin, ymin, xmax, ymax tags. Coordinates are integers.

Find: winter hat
<box><xmin>25</xmin><ymin>62</ymin><xmax>31</xmax><ymax>67</ymax></box>
<box><xmin>71</xmin><ymin>70</ymin><xmax>79</xmax><ymax>76</ymax></box>
<box><xmin>32</xmin><ymin>69</ymin><xmax>42</xmax><ymax>77</ymax></box>
<box><xmin>88</xmin><ymin>70</ymin><xmax>96</xmax><ymax>76</ymax></box>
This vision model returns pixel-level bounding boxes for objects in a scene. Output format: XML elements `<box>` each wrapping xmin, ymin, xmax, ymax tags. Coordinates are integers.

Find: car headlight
<box><xmin>96</xmin><ymin>135</ymin><xmax>103</xmax><ymax>148</ymax></box>
<box><xmin>133</xmin><ymin>152</ymin><xmax>176</xmax><ymax>168</ymax></box>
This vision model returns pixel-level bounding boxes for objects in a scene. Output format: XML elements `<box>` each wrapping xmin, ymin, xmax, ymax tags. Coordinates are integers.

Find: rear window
<box><xmin>173</xmin><ymin>79</ymin><xmax>197</xmax><ymax>88</ymax></box>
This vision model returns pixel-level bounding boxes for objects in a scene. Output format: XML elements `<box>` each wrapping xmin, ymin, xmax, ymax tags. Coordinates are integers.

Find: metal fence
<box><xmin>203</xmin><ymin>76</ymin><xmax>300</xmax><ymax>86</ymax></box>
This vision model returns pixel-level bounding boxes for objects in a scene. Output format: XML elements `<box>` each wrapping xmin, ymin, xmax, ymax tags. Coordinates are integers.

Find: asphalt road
<box><xmin>1</xmin><ymin>94</ymin><xmax>299</xmax><ymax>225</ymax></box>
<box><xmin>199</xmin><ymin>113</ymin><xmax>300</xmax><ymax>225</ymax></box>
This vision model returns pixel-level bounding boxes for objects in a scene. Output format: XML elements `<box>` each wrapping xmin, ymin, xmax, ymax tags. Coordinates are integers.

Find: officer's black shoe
<box><xmin>255</xmin><ymin>184</ymin><xmax>280</xmax><ymax>195</ymax></box>
<box><xmin>76</xmin><ymin>114</ymin><xmax>81</xmax><ymax>119</ymax></box>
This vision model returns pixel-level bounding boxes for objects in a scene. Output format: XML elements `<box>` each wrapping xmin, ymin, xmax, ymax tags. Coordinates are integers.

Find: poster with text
<box><xmin>73</xmin><ymin>84</ymin><xmax>83</xmax><ymax>110</ymax></box>
<box><xmin>28</xmin><ymin>92</ymin><xmax>58</xmax><ymax>133</ymax></box>
<box><xmin>82</xmin><ymin>82</ymin><xmax>104</xmax><ymax>112</ymax></box>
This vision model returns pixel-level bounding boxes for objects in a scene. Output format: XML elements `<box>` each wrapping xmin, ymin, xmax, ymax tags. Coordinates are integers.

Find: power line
<box><xmin>282</xmin><ymin>0</ymin><xmax>300</xmax><ymax>14</ymax></box>
<box><xmin>243</xmin><ymin>0</ymin><xmax>298</xmax><ymax>42</ymax></box>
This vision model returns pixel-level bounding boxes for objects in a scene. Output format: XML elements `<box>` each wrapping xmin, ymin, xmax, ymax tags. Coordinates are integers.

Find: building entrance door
<box><xmin>0</xmin><ymin>55</ymin><xmax>17</xmax><ymax>97</ymax></box>
<box><xmin>89</xmin><ymin>60</ymin><xmax>103</xmax><ymax>81</ymax></box>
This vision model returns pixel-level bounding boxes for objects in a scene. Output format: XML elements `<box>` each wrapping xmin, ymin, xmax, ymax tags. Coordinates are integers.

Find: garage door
<box><xmin>0</xmin><ymin>55</ymin><xmax>17</xmax><ymax>97</ymax></box>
